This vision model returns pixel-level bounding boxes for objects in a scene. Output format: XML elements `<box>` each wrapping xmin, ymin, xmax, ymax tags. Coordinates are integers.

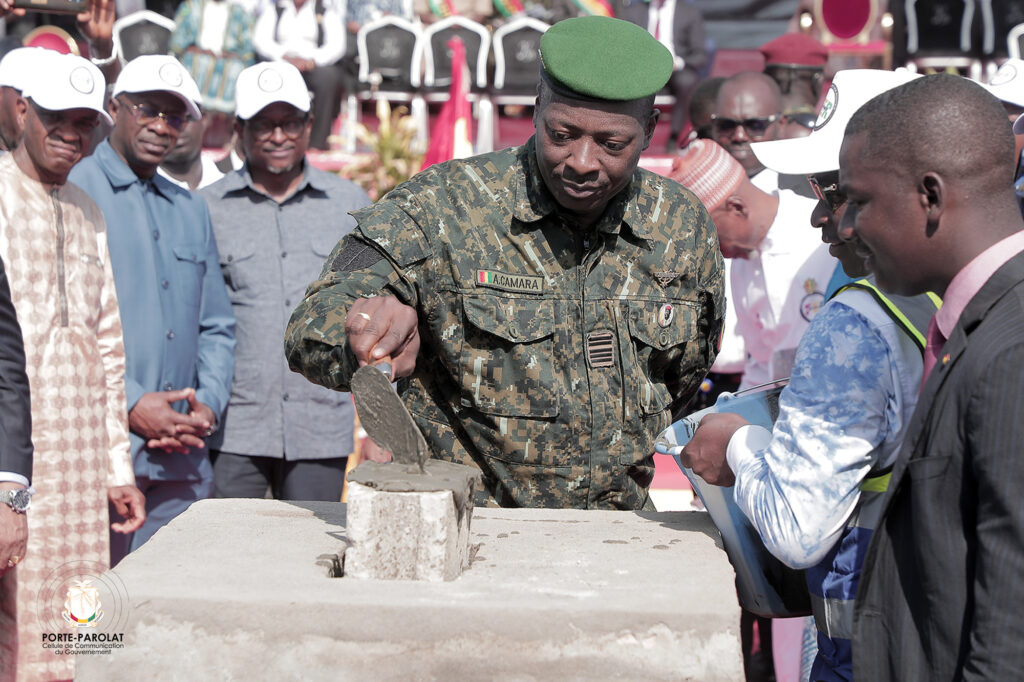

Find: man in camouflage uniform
<box><xmin>285</xmin><ymin>16</ymin><xmax>724</xmax><ymax>510</ymax></box>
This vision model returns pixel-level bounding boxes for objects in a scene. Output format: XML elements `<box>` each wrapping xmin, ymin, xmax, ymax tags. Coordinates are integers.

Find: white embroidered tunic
<box><xmin>0</xmin><ymin>154</ymin><xmax>132</xmax><ymax>682</ymax></box>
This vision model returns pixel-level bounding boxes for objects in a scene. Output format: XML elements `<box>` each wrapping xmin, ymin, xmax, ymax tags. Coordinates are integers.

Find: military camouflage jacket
<box><xmin>286</xmin><ymin>138</ymin><xmax>724</xmax><ymax>510</ymax></box>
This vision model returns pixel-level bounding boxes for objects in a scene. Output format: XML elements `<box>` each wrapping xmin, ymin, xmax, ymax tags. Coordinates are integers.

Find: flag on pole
<box><xmin>420</xmin><ymin>36</ymin><xmax>475</xmax><ymax>171</ymax></box>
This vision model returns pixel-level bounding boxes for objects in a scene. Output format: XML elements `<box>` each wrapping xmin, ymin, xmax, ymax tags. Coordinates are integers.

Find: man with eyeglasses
<box><xmin>0</xmin><ymin>50</ymin><xmax>149</xmax><ymax>680</ymax></box>
<box><xmin>712</xmin><ymin>71</ymin><xmax>783</xmax><ymax>191</ymax></box>
<box><xmin>679</xmin><ymin>69</ymin><xmax>936</xmax><ymax>682</ymax></box>
<box><xmin>670</xmin><ymin>135</ymin><xmax>833</xmax><ymax>681</ymax></box>
<box><xmin>200</xmin><ymin>62</ymin><xmax>369</xmax><ymax>502</ymax></box>
<box><xmin>69</xmin><ymin>55</ymin><xmax>236</xmax><ymax>565</ymax></box>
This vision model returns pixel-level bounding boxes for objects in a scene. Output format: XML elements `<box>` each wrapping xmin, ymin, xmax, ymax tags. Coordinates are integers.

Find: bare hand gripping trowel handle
<box><xmin>350</xmin><ymin>357</ymin><xmax>431</xmax><ymax>473</ymax></box>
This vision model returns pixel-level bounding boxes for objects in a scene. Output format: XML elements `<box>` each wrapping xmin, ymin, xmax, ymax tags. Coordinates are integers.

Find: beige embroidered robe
<box><xmin>0</xmin><ymin>154</ymin><xmax>133</xmax><ymax>682</ymax></box>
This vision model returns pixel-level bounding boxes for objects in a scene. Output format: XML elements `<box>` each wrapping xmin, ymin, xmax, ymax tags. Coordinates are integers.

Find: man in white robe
<box><xmin>0</xmin><ymin>51</ymin><xmax>144</xmax><ymax>682</ymax></box>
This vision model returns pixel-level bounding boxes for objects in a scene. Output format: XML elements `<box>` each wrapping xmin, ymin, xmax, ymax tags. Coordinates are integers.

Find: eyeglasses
<box><xmin>247</xmin><ymin>116</ymin><xmax>309</xmax><ymax>140</ymax></box>
<box><xmin>808</xmin><ymin>171</ymin><xmax>847</xmax><ymax>214</ymax></box>
<box><xmin>121</xmin><ymin>100</ymin><xmax>187</xmax><ymax>131</ymax></box>
<box><xmin>710</xmin><ymin>114</ymin><xmax>779</xmax><ymax>136</ymax></box>
<box><xmin>782</xmin><ymin>111</ymin><xmax>817</xmax><ymax>129</ymax></box>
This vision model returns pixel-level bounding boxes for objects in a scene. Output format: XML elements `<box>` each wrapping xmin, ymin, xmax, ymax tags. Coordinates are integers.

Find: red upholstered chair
<box><xmin>22</xmin><ymin>25</ymin><xmax>81</xmax><ymax>55</ymax></box>
<box><xmin>798</xmin><ymin>0</ymin><xmax>893</xmax><ymax>70</ymax></box>
<box><xmin>818</xmin><ymin>0</ymin><xmax>878</xmax><ymax>42</ymax></box>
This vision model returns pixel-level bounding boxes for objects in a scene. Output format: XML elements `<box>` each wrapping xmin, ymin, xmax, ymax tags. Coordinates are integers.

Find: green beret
<box><xmin>539</xmin><ymin>16</ymin><xmax>673</xmax><ymax>101</ymax></box>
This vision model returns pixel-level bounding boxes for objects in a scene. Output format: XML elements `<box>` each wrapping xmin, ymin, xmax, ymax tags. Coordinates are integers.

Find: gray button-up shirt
<box><xmin>202</xmin><ymin>162</ymin><xmax>370</xmax><ymax>460</ymax></box>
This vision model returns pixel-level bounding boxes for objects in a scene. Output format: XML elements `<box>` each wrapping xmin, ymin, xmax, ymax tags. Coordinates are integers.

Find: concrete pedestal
<box><xmin>76</xmin><ymin>499</ymin><xmax>742</xmax><ymax>680</ymax></box>
<box><xmin>345</xmin><ymin>482</ymin><xmax>474</xmax><ymax>581</ymax></box>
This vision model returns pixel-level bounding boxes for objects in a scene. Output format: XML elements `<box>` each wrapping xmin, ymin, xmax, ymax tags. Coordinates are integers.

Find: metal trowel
<box><xmin>350</xmin><ymin>359</ymin><xmax>431</xmax><ymax>473</ymax></box>
<box><xmin>345</xmin><ymin>358</ymin><xmax>484</xmax><ymax>582</ymax></box>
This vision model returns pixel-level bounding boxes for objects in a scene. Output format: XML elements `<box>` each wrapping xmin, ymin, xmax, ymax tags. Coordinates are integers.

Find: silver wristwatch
<box><xmin>0</xmin><ymin>488</ymin><xmax>32</xmax><ymax>513</ymax></box>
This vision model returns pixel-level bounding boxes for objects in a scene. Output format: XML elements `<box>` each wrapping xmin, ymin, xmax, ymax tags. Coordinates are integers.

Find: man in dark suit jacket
<box><xmin>616</xmin><ymin>0</ymin><xmax>706</xmax><ymax>151</ymax></box>
<box><xmin>839</xmin><ymin>73</ymin><xmax>1024</xmax><ymax>679</ymax></box>
<box><xmin>0</xmin><ymin>253</ymin><xmax>33</xmax><ymax>672</ymax></box>
<box><xmin>0</xmin><ymin>255</ymin><xmax>32</xmax><ymax>576</ymax></box>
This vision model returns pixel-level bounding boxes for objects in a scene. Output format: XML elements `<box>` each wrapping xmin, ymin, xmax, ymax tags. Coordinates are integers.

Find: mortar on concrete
<box><xmin>344</xmin><ymin>459</ymin><xmax>483</xmax><ymax>581</ymax></box>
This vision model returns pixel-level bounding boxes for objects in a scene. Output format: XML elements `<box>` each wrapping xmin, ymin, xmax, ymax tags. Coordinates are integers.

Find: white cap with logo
<box><xmin>0</xmin><ymin>47</ymin><xmax>49</xmax><ymax>92</ymax></box>
<box><xmin>985</xmin><ymin>58</ymin><xmax>1024</xmax><ymax>109</ymax></box>
<box><xmin>751</xmin><ymin>68</ymin><xmax>922</xmax><ymax>175</ymax></box>
<box><xmin>234</xmin><ymin>61</ymin><xmax>311</xmax><ymax>120</ymax></box>
<box><xmin>112</xmin><ymin>54</ymin><xmax>202</xmax><ymax>120</ymax></box>
<box><xmin>20</xmin><ymin>52</ymin><xmax>113</xmax><ymax>126</ymax></box>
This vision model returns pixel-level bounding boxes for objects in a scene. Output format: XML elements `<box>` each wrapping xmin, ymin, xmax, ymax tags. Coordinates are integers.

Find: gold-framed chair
<box><xmin>22</xmin><ymin>25</ymin><xmax>81</xmax><ymax>55</ymax></box>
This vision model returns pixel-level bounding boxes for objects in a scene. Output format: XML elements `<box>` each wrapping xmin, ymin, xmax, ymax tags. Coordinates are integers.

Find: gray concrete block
<box><xmin>344</xmin><ymin>482</ymin><xmax>473</xmax><ymax>581</ymax></box>
<box><xmin>75</xmin><ymin>500</ymin><xmax>744</xmax><ymax>681</ymax></box>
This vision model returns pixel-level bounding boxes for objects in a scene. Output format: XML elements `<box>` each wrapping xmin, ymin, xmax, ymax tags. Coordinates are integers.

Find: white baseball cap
<box><xmin>985</xmin><ymin>58</ymin><xmax>1024</xmax><ymax>109</ymax></box>
<box><xmin>751</xmin><ymin>69</ymin><xmax>922</xmax><ymax>175</ymax></box>
<box><xmin>0</xmin><ymin>47</ymin><xmax>48</xmax><ymax>91</ymax></box>
<box><xmin>234</xmin><ymin>61</ymin><xmax>311</xmax><ymax>120</ymax></box>
<box><xmin>20</xmin><ymin>52</ymin><xmax>113</xmax><ymax>125</ymax></box>
<box><xmin>112</xmin><ymin>54</ymin><xmax>202</xmax><ymax>120</ymax></box>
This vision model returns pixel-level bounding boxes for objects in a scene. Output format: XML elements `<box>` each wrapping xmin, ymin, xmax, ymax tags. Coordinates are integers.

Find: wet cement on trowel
<box><xmin>348</xmin><ymin>460</ymin><xmax>483</xmax><ymax>513</ymax></box>
<box><xmin>350</xmin><ymin>363</ymin><xmax>431</xmax><ymax>469</ymax></box>
<box><xmin>350</xmin><ymin>364</ymin><xmax>483</xmax><ymax>513</ymax></box>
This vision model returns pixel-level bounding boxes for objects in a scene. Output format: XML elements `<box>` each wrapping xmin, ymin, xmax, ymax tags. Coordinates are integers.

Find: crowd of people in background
<box><xmin>0</xmin><ymin>0</ymin><xmax>717</xmax><ymax>151</ymax></box>
<box><xmin>0</xmin><ymin>2</ymin><xmax>1021</xmax><ymax>682</ymax></box>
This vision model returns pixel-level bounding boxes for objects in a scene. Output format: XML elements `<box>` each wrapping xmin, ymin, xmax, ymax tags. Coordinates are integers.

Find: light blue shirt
<box><xmin>69</xmin><ymin>140</ymin><xmax>236</xmax><ymax>482</ymax></box>
<box><xmin>725</xmin><ymin>287</ymin><xmax>923</xmax><ymax>569</ymax></box>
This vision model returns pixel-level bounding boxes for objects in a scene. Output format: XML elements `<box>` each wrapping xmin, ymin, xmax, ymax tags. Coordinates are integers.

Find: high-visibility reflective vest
<box><xmin>806</xmin><ymin>278</ymin><xmax>940</xmax><ymax>682</ymax></box>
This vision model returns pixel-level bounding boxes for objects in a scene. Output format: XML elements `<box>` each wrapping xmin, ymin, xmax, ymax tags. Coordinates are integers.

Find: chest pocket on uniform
<box><xmin>459</xmin><ymin>296</ymin><xmax>559</xmax><ymax>418</ymax></box>
<box><xmin>173</xmin><ymin>244</ymin><xmax>207</xmax><ymax>308</ymax></box>
<box><xmin>623</xmin><ymin>299</ymin><xmax>698</xmax><ymax>416</ymax></box>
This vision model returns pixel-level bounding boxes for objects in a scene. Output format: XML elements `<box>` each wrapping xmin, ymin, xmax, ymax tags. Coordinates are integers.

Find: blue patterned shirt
<box><xmin>726</xmin><ymin>288</ymin><xmax>924</xmax><ymax>568</ymax></box>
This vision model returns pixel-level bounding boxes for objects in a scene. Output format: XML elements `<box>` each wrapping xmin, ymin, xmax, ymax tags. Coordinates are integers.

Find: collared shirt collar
<box><xmin>935</xmin><ymin>229</ymin><xmax>1024</xmax><ymax>339</ymax></box>
<box><xmin>92</xmin><ymin>139</ymin><xmax>177</xmax><ymax>200</ymax></box>
<box><xmin>513</xmin><ymin>136</ymin><xmax>653</xmax><ymax>242</ymax></box>
<box><xmin>215</xmin><ymin>159</ymin><xmax>321</xmax><ymax>201</ymax></box>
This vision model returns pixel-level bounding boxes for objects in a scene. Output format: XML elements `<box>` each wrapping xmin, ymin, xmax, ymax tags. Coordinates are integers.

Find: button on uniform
<box><xmin>166</xmin><ymin>330</ymin><xmax>175</xmax><ymax>339</ymax></box>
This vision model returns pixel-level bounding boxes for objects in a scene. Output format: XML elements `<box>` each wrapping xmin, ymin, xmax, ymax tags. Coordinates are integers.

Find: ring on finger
<box><xmin>355</xmin><ymin>312</ymin><xmax>372</xmax><ymax>322</ymax></box>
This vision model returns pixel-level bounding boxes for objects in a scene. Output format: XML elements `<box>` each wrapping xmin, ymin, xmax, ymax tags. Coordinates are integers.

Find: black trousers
<box><xmin>302</xmin><ymin>62</ymin><xmax>348</xmax><ymax>150</ymax></box>
<box><xmin>210</xmin><ymin>450</ymin><xmax>347</xmax><ymax>501</ymax></box>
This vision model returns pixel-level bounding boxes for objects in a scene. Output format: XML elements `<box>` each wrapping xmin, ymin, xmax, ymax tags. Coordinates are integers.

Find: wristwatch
<box><xmin>0</xmin><ymin>488</ymin><xmax>32</xmax><ymax>513</ymax></box>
